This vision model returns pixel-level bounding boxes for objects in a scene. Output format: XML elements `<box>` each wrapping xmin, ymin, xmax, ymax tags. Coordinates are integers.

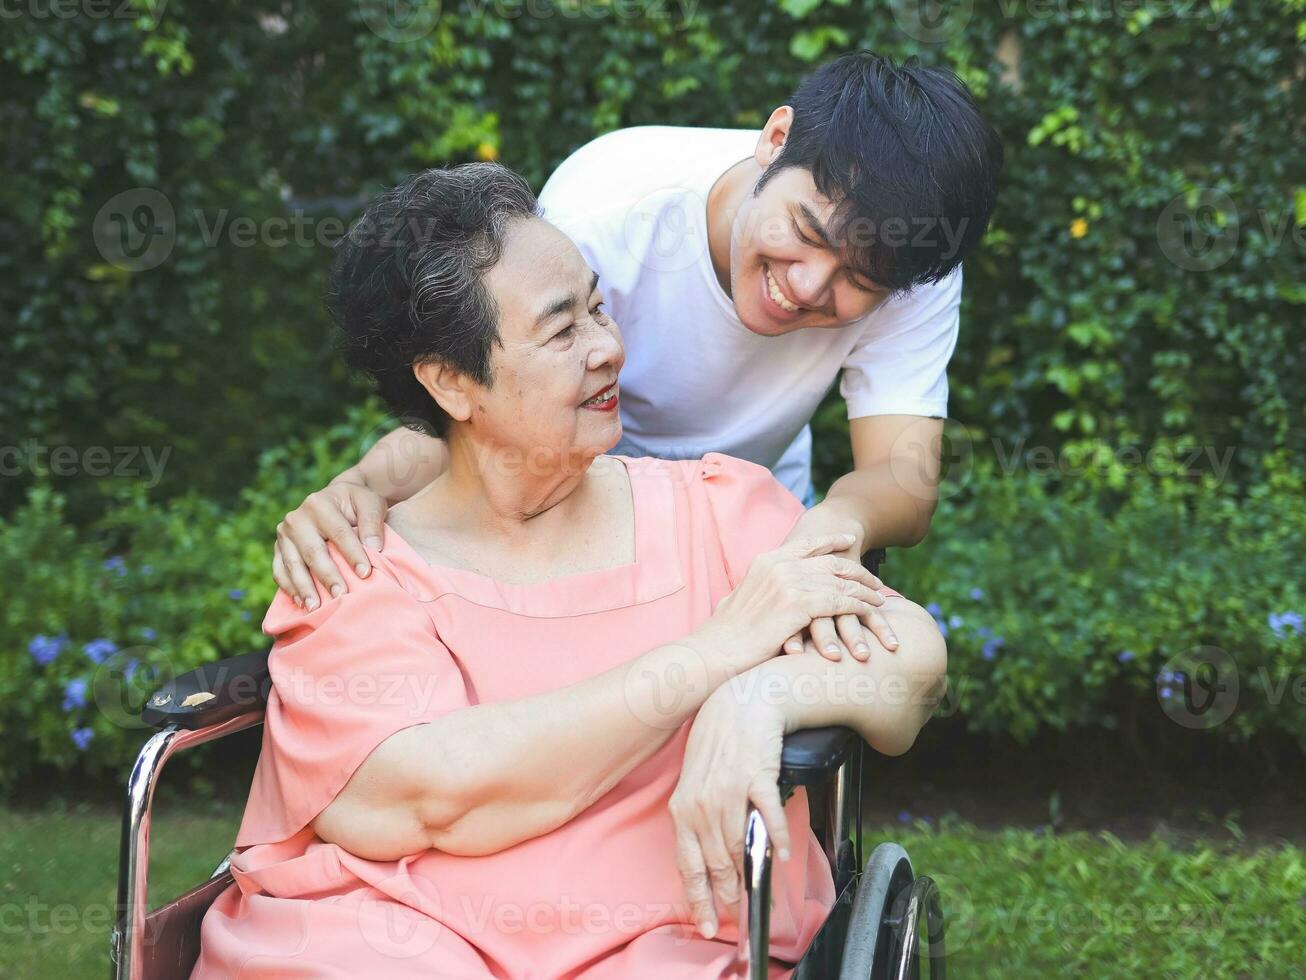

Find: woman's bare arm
<box><xmin>312</xmin><ymin>632</ymin><xmax>736</xmax><ymax>861</ymax></box>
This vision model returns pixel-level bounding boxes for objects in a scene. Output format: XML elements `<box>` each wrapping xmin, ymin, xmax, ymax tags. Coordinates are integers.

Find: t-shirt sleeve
<box><xmin>697</xmin><ymin>452</ymin><xmax>806</xmax><ymax>591</ymax></box>
<box><xmin>839</xmin><ymin>266</ymin><xmax>961</xmax><ymax>420</ymax></box>
<box><xmin>235</xmin><ymin>551</ymin><xmax>471</xmax><ymax>847</ymax></box>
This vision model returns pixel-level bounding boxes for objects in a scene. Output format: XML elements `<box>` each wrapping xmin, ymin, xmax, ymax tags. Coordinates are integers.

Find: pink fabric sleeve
<box><xmin>696</xmin><ymin>452</ymin><xmax>905</xmax><ymax>601</ymax></box>
<box><xmin>698</xmin><ymin>452</ymin><xmax>807</xmax><ymax>591</ymax></box>
<box><xmin>235</xmin><ymin>551</ymin><xmax>471</xmax><ymax>847</ymax></box>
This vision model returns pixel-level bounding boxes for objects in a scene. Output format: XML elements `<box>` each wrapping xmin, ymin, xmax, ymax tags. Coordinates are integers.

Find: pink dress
<box><xmin>192</xmin><ymin>453</ymin><xmax>901</xmax><ymax>979</ymax></box>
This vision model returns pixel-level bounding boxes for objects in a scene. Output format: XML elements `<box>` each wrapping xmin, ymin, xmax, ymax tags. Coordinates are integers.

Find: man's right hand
<box><xmin>694</xmin><ymin>533</ymin><xmax>887</xmax><ymax>677</ymax></box>
<box><xmin>273</xmin><ymin>479</ymin><xmax>390</xmax><ymax>609</ymax></box>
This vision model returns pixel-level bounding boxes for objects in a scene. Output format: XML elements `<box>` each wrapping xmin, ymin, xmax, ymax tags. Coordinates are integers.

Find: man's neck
<box><xmin>705</xmin><ymin>155</ymin><xmax>761</xmax><ymax>297</ymax></box>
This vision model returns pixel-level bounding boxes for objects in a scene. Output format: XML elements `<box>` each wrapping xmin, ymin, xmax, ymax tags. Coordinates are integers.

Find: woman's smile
<box><xmin>579</xmin><ymin>381</ymin><xmax>620</xmax><ymax>412</ymax></box>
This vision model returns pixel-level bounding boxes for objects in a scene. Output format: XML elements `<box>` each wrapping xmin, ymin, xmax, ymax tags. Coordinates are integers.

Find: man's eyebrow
<box><xmin>794</xmin><ymin>203</ymin><xmax>833</xmax><ymax>247</ymax></box>
<box><xmin>794</xmin><ymin>204</ymin><xmax>880</xmax><ymax>287</ymax></box>
<box><xmin>532</xmin><ymin>271</ymin><xmax>600</xmax><ymax>330</ymax></box>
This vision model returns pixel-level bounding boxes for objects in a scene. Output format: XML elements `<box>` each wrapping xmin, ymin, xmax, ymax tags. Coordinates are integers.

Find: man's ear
<box><xmin>755</xmin><ymin>106</ymin><xmax>794</xmax><ymax>169</ymax></box>
<box><xmin>413</xmin><ymin>359</ymin><xmax>475</xmax><ymax>424</ymax></box>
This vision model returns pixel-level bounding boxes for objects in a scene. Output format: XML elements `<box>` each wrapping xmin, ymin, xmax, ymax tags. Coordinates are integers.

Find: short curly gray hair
<box><xmin>328</xmin><ymin>163</ymin><xmax>541</xmax><ymax>437</ymax></box>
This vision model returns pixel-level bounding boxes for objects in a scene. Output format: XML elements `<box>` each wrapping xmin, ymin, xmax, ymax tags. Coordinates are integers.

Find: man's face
<box><xmin>728</xmin><ymin>165</ymin><xmax>889</xmax><ymax>337</ymax></box>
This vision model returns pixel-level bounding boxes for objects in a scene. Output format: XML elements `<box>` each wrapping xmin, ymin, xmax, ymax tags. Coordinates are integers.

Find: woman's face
<box><xmin>461</xmin><ymin>217</ymin><xmax>626</xmax><ymax>472</ymax></box>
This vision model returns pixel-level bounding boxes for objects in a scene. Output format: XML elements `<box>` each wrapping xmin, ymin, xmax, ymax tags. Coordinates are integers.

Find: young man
<box><xmin>273</xmin><ymin>51</ymin><xmax>1003</xmax><ymax>661</ymax></box>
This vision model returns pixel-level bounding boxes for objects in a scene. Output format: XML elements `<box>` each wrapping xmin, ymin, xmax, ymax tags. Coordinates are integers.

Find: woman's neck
<box><xmin>417</xmin><ymin>433</ymin><xmax>601</xmax><ymax>542</ymax></box>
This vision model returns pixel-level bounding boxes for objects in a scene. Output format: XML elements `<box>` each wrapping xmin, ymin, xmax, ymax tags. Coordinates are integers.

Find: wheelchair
<box><xmin>112</xmin><ymin>550</ymin><xmax>947</xmax><ymax>979</ymax></box>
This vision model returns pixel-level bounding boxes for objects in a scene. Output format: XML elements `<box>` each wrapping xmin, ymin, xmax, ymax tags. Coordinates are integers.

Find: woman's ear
<box><xmin>413</xmin><ymin>360</ymin><xmax>474</xmax><ymax>424</ymax></box>
<box><xmin>755</xmin><ymin>105</ymin><xmax>794</xmax><ymax>168</ymax></box>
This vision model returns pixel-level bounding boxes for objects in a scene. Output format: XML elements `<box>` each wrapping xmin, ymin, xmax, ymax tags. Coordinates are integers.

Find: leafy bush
<box><xmin>3</xmin><ymin>1</ymin><xmax>1302</xmax><ymax>516</ymax></box>
<box><xmin>2</xmin><ymin>2</ymin><xmax>1303</xmax><ymax>785</ymax></box>
<box><xmin>886</xmin><ymin>451</ymin><xmax>1306</xmax><ymax>746</ymax></box>
<box><xmin>0</xmin><ymin>402</ymin><xmax>389</xmax><ymax>788</ymax></box>
<box><xmin>4</xmin><ymin>403</ymin><xmax>1303</xmax><ymax>789</ymax></box>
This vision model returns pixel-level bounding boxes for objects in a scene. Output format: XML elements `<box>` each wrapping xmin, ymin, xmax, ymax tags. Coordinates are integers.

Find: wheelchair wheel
<box><xmin>838</xmin><ymin>843</ymin><xmax>945</xmax><ymax>979</ymax></box>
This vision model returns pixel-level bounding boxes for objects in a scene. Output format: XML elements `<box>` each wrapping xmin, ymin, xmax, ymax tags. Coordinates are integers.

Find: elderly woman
<box><xmin>192</xmin><ymin>164</ymin><xmax>947</xmax><ymax>979</ymax></box>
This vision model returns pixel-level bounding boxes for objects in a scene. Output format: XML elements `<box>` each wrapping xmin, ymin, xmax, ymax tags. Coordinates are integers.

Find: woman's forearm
<box><xmin>410</xmin><ymin>631</ymin><xmax>739</xmax><ymax>856</ymax></box>
<box><xmin>337</xmin><ymin>425</ymin><xmax>449</xmax><ymax>504</ymax></box>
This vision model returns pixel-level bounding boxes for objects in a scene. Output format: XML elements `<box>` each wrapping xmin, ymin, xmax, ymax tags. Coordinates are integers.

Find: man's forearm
<box><xmin>335</xmin><ymin>425</ymin><xmax>449</xmax><ymax>504</ymax></box>
<box><xmin>821</xmin><ymin>459</ymin><xmax>937</xmax><ymax>551</ymax></box>
<box><xmin>721</xmin><ymin>602</ymin><xmax>947</xmax><ymax>756</ymax></box>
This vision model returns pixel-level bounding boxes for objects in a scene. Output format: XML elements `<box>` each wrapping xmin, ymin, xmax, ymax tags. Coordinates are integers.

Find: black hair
<box><xmin>756</xmin><ymin>51</ymin><xmax>1004</xmax><ymax>295</ymax></box>
<box><xmin>328</xmin><ymin>163</ymin><xmax>541</xmax><ymax>437</ymax></box>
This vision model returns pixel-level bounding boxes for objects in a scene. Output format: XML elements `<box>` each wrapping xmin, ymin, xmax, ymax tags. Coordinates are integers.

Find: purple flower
<box><xmin>1160</xmin><ymin>686</ymin><xmax>1174</xmax><ymax>699</ymax></box>
<box><xmin>981</xmin><ymin>636</ymin><xmax>1005</xmax><ymax>661</ymax></box>
<box><xmin>936</xmin><ymin>619</ymin><xmax>949</xmax><ymax>639</ymax></box>
<box><xmin>1269</xmin><ymin>611</ymin><xmax>1303</xmax><ymax>638</ymax></box>
<box><xmin>969</xmin><ymin>587</ymin><xmax>985</xmax><ymax>600</ymax></box>
<box><xmin>141</xmin><ymin>627</ymin><xmax>157</xmax><ymax>641</ymax></box>
<box><xmin>948</xmin><ymin>615</ymin><xmax>964</xmax><ymax>629</ymax></box>
<box><xmin>28</xmin><ymin>633</ymin><xmax>68</xmax><ymax>666</ymax></box>
<box><xmin>926</xmin><ymin>602</ymin><xmax>942</xmax><ymax>618</ymax></box>
<box><xmin>104</xmin><ymin>555</ymin><xmax>127</xmax><ymax>576</ymax></box>
<box><xmin>124</xmin><ymin>658</ymin><xmax>140</xmax><ymax>680</ymax></box>
<box><xmin>84</xmin><ymin>638</ymin><xmax>118</xmax><ymax>664</ymax></box>
<box><xmin>977</xmin><ymin>626</ymin><xmax>992</xmax><ymax>639</ymax></box>
<box><xmin>1118</xmin><ymin>650</ymin><xmax>1136</xmax><ymax>663</ymax></box>
<box><xmin>229</xmin><ymin>588</ymin><xmax>246</xmax><ymax>601</ymax></box>
<box><xmin>71</xmin><ymin>726</ymin><xmax>94</xmax><ymax>750</ymax></box>
<box><xmin>62</xmin><ymin>678</ymin><xmax>88</xmax><ymax>712</ymax></box>
<box><xmin>897</xmin><ymin>810</ymin><xmax>912</xmax><ymax>824</ymax></box>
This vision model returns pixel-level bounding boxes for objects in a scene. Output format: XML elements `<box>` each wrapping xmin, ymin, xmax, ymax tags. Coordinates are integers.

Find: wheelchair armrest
<box><xmin>779</xmin><ymin>725</ymin><xmax>860</xmax><ymax>787</ymax></box>
<box><xmin>140</xmin><ymin>648</ymin><xmax>272</xmax><ymax>730</ymax></box>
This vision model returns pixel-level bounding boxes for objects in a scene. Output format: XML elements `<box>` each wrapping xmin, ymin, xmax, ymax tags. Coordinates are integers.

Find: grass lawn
<box><xmin>3</xmin><ymin>803</ymin><xmax>1302</xmax><ymax>979</ymax></box>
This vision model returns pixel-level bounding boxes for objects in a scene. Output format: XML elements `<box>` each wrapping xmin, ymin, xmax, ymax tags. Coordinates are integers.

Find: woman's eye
<box><xmin>555</xmin><ymin>324</ymin><xmax>576</xmax><ymax>340</ymax></box>
<box><xmin>590</xmin><ymin>302</ymin><xmax>608</xmax><ymax>320</ymax></box>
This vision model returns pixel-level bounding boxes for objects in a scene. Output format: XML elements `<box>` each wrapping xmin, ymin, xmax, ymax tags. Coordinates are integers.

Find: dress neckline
<box><xmin>376</xmin><ymin>455</ymin><xmax>685</xmax><ymax>617</ymax></box>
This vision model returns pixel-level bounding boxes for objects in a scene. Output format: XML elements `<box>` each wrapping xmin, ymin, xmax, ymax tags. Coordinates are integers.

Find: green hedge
<box><xmin>3</xmin><ymin>3</ymin><xmax>1304</xmax><ymax>785</ymax></box>
<box><xmin>3</xmin><ymin>1</ymin><xmax>1302</xmax><ymax>516</ymax></box>
<box><xmin>3</xmin><ymin>405</ymin><xmax>1303</xmax><ymax>789</ymax></box>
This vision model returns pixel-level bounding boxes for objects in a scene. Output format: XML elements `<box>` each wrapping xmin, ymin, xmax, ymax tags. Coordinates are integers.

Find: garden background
<box><xmin>2</xmin><ymin>0</ymin><xmax>1304</xmax><ymax>975</ymax></box>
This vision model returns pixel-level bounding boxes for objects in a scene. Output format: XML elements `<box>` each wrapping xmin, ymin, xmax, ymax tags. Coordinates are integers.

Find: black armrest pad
<box><xmin>779</xmin><ymin>726</ymin><xmax>860</xmax><ymax>787</ymax></box>
<box><xmin>141</xmin><ymin>648</ymin><xmax>272</xmax><ymax>730</ymax></box>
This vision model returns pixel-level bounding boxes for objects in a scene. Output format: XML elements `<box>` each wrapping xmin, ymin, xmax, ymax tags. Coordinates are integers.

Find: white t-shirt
<box><xmin>538</xmin><ymin>126</ymin><xmax>960</xmax><ymax>503</ymax></box>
